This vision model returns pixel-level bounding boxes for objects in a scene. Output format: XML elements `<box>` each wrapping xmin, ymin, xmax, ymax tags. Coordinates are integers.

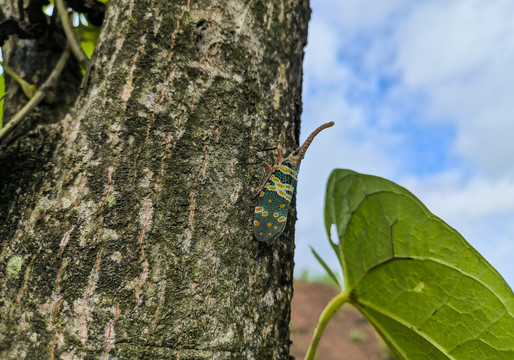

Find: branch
<box><xmin>0</xmin><ymin>48</ymin><xmax>70</xmax><ymax>143</ymax></box>
<box><xmin>304</xmin><ymin>292</ymin><xmax>349</xmax><ymax>360</ymax></box>
<box><xmin>55</xmin><ymin>0</ymin><xmax>89</xmax><ymax>68</ymax></box>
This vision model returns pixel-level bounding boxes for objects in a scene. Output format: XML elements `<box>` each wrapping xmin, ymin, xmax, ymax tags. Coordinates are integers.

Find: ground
<box><xmin>290</xmin><ymin>280</ymin><xmax>394</xmax><ymax>360</ymax></box>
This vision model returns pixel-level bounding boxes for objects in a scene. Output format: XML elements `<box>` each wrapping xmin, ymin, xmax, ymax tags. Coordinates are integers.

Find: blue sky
<box><xmin>295</xmin><ymin>0</ymin><xmax>514</xmax><ymax>288</ymax></box>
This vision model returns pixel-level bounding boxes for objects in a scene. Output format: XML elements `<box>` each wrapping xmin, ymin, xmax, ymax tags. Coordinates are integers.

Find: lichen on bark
<box><xmin>0</xmin><ymin>1</ymin><xmax>310</xmax><ymax>358</ymax></box>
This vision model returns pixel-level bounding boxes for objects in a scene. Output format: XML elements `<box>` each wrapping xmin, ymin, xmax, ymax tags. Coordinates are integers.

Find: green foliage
<box><xmin>348</xmin><ymin>329</ymin><xmax>366</xmax><ymax>342</ymax></box>
<box><xmin>298</xmin><ymin>268</ymin><xmax>310</xmax><ymax>281</ymax></box>
<box><xmin>296</xmin><ymin>268</ymin><xmax>342</xmax><ymax>288</ymax></box>
<box><xmin>80</xmin><ymin>41</ymin><xmax>96</xmax><ymax>60</ymax></box>
<box><xmin>0</xmin><ymin>74</ymin><xmax>4</xmax><ymax>129</ymax></box>
<box><xmin>308</xmin><ymin>169</ymin><xmax>514</xmax><ymax>360</ymax></box>
<box><xmin>310</xmin><ymin>247</ymin><xmax>341</xmax><ymax>289</ymax></box>
<box><xmin>76</xmin><ymin>23</ymin><xmax>100</xmax><ymax>59</ymax></box>
<box><xmin>43</xmin><ymin>1</ymin><xmax>103</xmax><ymax>60</ymax></box>
<box><xmin>0</xmin><ymin>2</ymin><xmax>104</xmax><ymax>124</ymax></box>
<box><xmin>0</xmin><ymin>63</ymin><xmax>37</xmax><ymax>100</ymax></box>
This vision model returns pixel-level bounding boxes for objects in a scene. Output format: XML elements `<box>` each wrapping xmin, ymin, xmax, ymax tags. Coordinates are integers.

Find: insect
<box><xmin>253</xmin><ymin>122</ymin><xmax>335</xmax><ymax>244</ymax></box>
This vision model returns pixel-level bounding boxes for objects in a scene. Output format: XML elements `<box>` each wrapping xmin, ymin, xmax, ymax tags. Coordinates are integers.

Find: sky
<box><xmin>295</xmin><ymin>0</ymin><xmax>514</xmax><ymax>288</ymax></box>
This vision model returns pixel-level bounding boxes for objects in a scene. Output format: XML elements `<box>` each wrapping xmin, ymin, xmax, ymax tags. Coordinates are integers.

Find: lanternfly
<box><xmin>253</xmin><ymin>122</ymin><xmax>335</xmax><ymax>244</ymax></box>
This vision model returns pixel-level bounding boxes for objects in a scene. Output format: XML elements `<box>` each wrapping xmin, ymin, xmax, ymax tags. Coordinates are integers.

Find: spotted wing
<box><xmin>253</xmin><ymin>160</ymin><xmax>298</xmax><ymax>244</ymax></box>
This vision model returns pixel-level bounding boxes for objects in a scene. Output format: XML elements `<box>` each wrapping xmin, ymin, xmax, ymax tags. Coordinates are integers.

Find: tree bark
<box><xmin>0</xmin><ymin>1</ymin><xmax>310</xmax><ymax>358</ymax></box>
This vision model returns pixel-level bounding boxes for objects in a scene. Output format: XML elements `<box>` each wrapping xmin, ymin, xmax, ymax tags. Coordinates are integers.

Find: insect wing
<box><xmin>253</xmin><ymin>160</ymin><xmax>298</xmax><ymax>244</ymax></box>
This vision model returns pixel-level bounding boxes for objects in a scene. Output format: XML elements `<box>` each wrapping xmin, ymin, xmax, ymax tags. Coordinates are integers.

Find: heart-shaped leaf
<box><xmin>323</xmin><ymin>169</ymin><xmax>514</xmax><ymax>359</ymax></box>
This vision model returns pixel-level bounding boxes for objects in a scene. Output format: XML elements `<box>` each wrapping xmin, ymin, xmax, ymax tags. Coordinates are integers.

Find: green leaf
<box><xmin>80</xmin><ymin>41</ymin><xmax>95</xmax><ymax>59</ymax></box>
<box><xmin>310</xmin><ymin>246</ymin><xmax>341</xmax><ymax>290</ymax></box>
<box><xmin>324</xmin><ymin>169</ymin><xmax>514</xmax><ymax>359</ymax></box>
<box><xmin>75</xmin><ymin>23</ymin><xmax>101</xmax><ymax>43</ymax></box>
<box><xmin>0</xmin><ymin>73</ymin><xmax>4</xmax><ymax>129</ymax></box>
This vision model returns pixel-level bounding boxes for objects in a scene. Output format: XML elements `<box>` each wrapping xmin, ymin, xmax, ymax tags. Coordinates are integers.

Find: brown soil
<box><xmin>290</xmin><ymin>280</ymin><xmax>393</xmax><ymax>360</ymax></box>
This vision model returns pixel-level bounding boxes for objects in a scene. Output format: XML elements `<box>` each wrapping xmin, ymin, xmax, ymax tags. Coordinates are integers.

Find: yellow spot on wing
<box><xmin>278</xmin><ymin>216</ymin><xmax>286</xmax><ymax>222</ymax></box>
<box><xmin>262</xmin><ymin>211</ymin><xmax>268</xmax><ymax>217</ymax></box>
<box><xmin>259</xmin><ymin>192</ymin><xmax>264</xmax><ymax>197</ymax></box>
<box><xmin>267</xmin><ymin>223</ymin><xmax>272</xmax><ymax>227</ymax></box>
<box><xmin>277</xmin><ymin>164</ymin><xmax>298</xmax><ymax>179</ymax></box>
<box><xmin>273</xmin><ymin>213</ymin><xmax>279</xmax><ymax>217</ymax></box>
<box><xmin>280</xmin><ymin>204</ymin><xmax>285</xmax><ymax>208</ymax></box>
<box><xmin>255</xmin><ymin>206</ymin><xmax>263</xmax><ymax>212</ymax></box>
<box><xmin>254</xmin><ymin>221</ymin><xmax>260</xmax><ymax>226</ymax></box>
<box><xmin>274</xmin><ymin>226</ymin><xmax>278</xmax><ymax>230</ymax></box>
<box><xmin>278</xmin><ymin>190</ymin><xmax>291</xmax><ymax>200</ymax></box>
<box><xmin>268</xmin><ymin>199</ymin><xmax>272</xmax><ymax>203</ymax></box>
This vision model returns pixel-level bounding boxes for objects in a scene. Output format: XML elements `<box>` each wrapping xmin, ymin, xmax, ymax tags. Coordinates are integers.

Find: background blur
<box><xmin>296</xmin><ymin>0</ymin><xmax>514</xmax><ymax>288</ymax></box>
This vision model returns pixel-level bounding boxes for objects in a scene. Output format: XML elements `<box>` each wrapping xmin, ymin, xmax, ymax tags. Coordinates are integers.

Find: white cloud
<box><xmin>314</xmin><ymin>0</ymin><xmax>412</xmax><ymax>30</ymax></box>
<box><xmin>296</xmin><ymin>0</ymin><xmax>514</xmax><ymax>287</ymax></box>
<box><xmin>407</xmin><ymin>175</ymin><xmax>514</xmax><ymax>221</ymax></box>
<box><xmin>393</xmin><ymin>0</ymin><xmax>514</xmax><ymax>176</ymax></box>
<box><xmin>304</xmin><ymin>21</ymin><xmax>355</xmax><ymax>89</ymax></box>
<box><xmin>395</xmin><ymin>0</ymin><xmax>514</xmax><ymax>88</ymax></box>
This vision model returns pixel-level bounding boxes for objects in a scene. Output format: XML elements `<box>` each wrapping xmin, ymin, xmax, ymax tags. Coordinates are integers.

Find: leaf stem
<box><xmin>0</xmin><ymin>61</ymin><xmax>37</xmax><ymax>99</ymax></box>
<box><xmin>304</xmin><ymin>291</ymin><xmax>349</xmax><ymax>360</ymax></box>
<box><xmin>55</xmin><ymin>0</ymin><xmax>90</xmax><ymax>68</ymax></box>
<box><xmin>0</xmin><ymin>49</ymin><xmax>70</xmax><ymax>143</ymax></box>
<box><xmin>1</xmin><ymin>61</ymin><xmax>27</xmax><ymax>89</ymax></box>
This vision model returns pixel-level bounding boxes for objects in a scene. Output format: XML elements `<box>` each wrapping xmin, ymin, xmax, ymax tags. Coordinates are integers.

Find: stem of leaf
<box><xmin>0</xmin><ymin>62</ymin><xmax>27</xmax><ymax>89</ymax></box>
<box><xmin>0</xmin><ymin>49</ymin><xmax>70</xmax><ymax>143</ymax></box>
<box><xmin>55</xmin><ymin>0</ymin><xmax>90</xmax><ymax>69</ymax></box>
<box><xmin>0</xmin><ymin>61</ymin><xmax>37</xmax><ymax>99</ymax></box>
<box><xmin>304</xmin><ymin>291</ymin><xmax>349</xmax><ymax>360</ymax></box>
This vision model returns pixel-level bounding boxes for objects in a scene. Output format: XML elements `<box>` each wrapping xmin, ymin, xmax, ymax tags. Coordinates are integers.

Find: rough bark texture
<box><xmin>0</xmin><ymin>1</ymin><xmax>310</xmax><ymax>359</ymax></box>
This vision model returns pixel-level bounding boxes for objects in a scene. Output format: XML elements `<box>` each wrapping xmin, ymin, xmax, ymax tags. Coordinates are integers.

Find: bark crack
<box><xmin>168</xmin><ymin>0</ymin><xmax>192</xmax><ymax>62</ymax></box>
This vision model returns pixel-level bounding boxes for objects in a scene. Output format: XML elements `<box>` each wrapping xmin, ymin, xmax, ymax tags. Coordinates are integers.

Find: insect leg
<box><xmin>256</xmin><ymin>147</ymin><xmax>278</xmax><ymax>152</ymax></box>
<box><xmin>253</xmin><ymin>162</ymin><xmax>277</xmax><ymax>198</ymax></box>
<box><xmin>276</xmin><ymin>148</ymin><xmax>283</xmax><ymax>163</ymax></box>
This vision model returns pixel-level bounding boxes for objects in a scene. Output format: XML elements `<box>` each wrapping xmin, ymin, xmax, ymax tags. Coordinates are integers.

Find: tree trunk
<box><xmin>0</xmin><ymin>1</ymin><xmax>310</xmax><ymax>358</ymax></box>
